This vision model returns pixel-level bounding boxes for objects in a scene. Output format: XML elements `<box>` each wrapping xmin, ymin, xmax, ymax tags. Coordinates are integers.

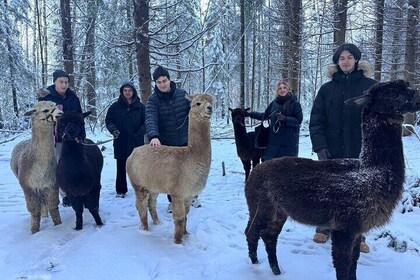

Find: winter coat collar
<box><xmin>40</xmin><ymin>85</ymin><xmax>77</xmax><ymax>99</ymax></box>
<box><xmin>326</xmin><ymin>60</ymin><xmax>373</xmax><ymax>79</ymax></box>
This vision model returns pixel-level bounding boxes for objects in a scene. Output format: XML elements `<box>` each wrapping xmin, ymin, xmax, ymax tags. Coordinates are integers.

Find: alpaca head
<box><xmin>56</xmin><ymin>111</ymin><xmax>91</xmax><ymax>143</ymax></box>
<box><xmin>345</xmin><ymin>80</ymin><xmax>420</xmax><ymax>118</ymax></box>
<box><xmin>186</xmin><ymin>94</ymin><xmax>213</xmax><ymax>119</ymax></box>
<box><xmin>228</xmin><ymin>107</ymin><xmax>251</xmax><ymax>126</ymax></box>
<box><xmin>24</xmin><ymin>101</ymin><xmax>63</xmax><ymax>123</ymax></box>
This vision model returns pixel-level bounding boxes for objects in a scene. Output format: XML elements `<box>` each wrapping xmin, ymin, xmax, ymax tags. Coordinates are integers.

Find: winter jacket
<box><xmin>249</xmin><ymin>94</ymin><xmax>303</xmax><ymax>160</ymax></box>
<box><xmin>38</xmin><ymin>85</ymin><xmax>82</xmax><ymax>113</ymax></box>
<box><xmin>105</xmin><ymin>82</ymin><xmax>146</xmax><ymax>159</ymax></box>
<box><xmin>309</xmin><ymin>61</ymin><xmax>377</xmax><ymax>158</ymax></box>
<box><xmin>145</xmin><ymin>81</ymin><xmax>190</xmax><ymax>146</ymax></box>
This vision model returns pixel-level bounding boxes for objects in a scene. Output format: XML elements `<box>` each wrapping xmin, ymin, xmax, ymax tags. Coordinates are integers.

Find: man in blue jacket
<box><xmin>38</xmin><ymin>70</ymin><xmax>83</xmax><ymax>207</ymax></box>
<box><xmin>145</xmin><ymin>65</ymin><xmax>201</xmax><ymax>213</ymax></box>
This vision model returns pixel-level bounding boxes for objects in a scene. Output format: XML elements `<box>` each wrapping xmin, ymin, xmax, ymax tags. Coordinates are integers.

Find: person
<box><xmin>105</xmin><ymin>81</ymin><xmax>146</xmax><ymax>198</ymax></box>
<box><xmin>246</xmin><ymin>80</ymin><xmax>303</xmax><ymax>161</ymax></box>
<box><xmin>38</xmin><ymin>69</ymin><xmax>82</xmax><ymax>207</ymax></box>
<box><xmin>145</xmin><ymin>65</ymin><xmax>201</xmax><ymax>213</ymax></box>
<box><xmin>309</xmin><ymin>43</ymin><xmax>377</xmax><ymax>253</ymax></box>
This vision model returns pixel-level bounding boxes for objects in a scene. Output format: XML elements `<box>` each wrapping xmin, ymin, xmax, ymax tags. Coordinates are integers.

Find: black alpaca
<box><xmin>244</xmin><ymin>80</ymin><xmax>420</xmax><ymax>280</ymax></box>
<box><xmin>229</xmin><ymin>107</ymin><xmax>263</xmax><ymax>181</ymax></box>
<box><xmin>56</xmin><ymin>111</ymin><xmax>104</xmax><ymax>230</ymax></box>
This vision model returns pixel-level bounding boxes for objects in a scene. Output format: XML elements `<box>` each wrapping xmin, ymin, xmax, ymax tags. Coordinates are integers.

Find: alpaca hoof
<box><xmin>96</xmin><ymin>222</ymin><xmax>104</xmax><ymax>227</ymax></box>
<box><xmin>174</xmin><ymin>238</ymin><xmax>182</xmax><ymax>244</ymax></box>
<box><xmin>141</xmin><ymin>225</ymin><xmax>149</xmax><ymax>231</ymax></box>
<box><xmin>271</xmin><ymin>265</ymin><xmax>281</xmax><ymax>275</ymax></box>
<box><xmin>75</xmin><ymin>224</ymin><xmax>83</xmax><ymax>230</ymax></box>
<box><xmin>31</xmin><ymin>228</ymin><xmax>40</xmax><ymax>234</ymax></box>
<box><xmin>250</xmin><ymin>257</ymin><xmax>258</xmax><ymax>264</ymax></box>
<box><xmin>54</xmin><ymin>220</ymin><xmax>62</xmax><ymax>226</ymax></box>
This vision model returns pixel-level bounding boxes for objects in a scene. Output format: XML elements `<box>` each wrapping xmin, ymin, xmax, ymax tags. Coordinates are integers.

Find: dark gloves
<box><xmin>112</xmin><ymin>130</ymin><xmax>120</xmax><ymax>139</ymax></box>
<box><xmin>316</xmin><ymin>148</ymin><xmax>331</xmax><ymax>160</ymax></box>
<box><xmin>277</xmin><ymin>112</ymin><xmax>286</xmax><ymax>122</ymax></box>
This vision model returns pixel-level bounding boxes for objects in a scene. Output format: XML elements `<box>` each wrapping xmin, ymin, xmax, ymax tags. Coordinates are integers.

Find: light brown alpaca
<box><xmin>126</xmin><ymin>94</ymin><xmax>213</xmax><ymax>244</ymax></box>
<box><xmin>10</xmin><ymin>101</ymin><xmax>63</xmax><ymax>234</ymax></box>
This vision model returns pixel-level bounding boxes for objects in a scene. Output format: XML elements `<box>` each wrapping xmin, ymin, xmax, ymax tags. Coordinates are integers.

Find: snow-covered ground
<box><xmin>0</xmin><ymin>124</ymin><xmax>419</xmax><ymax>280</ymax></box>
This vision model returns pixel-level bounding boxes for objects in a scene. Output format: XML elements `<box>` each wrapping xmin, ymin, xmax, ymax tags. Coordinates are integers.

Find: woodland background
<box><xmin>0</xmin><ymin>0</ymin><xmax>419</xmax><ymax>132</ymax></box>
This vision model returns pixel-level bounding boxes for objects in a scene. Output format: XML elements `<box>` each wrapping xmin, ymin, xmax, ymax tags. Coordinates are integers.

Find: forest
<box><xmin>0</xmin><ymin>0</ymin><xmax>418</xmax><ymax>132</ymax></box>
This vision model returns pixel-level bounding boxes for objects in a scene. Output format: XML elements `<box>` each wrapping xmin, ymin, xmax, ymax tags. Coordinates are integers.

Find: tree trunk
<box><xmin>239</xmin><ymin>0</ymin><xmax>245</xmax><ymax>108</ymax></box>
<box><xmin>402</xmin><ymin>0</ymin><xmax>419</xmax><ymax>135</ymax></box>
<box><xmin>4</xmin><ymin>0</ymin><xmax>18</xmax><ymax>116</ymax></box>
<box><xmin>60</xmin><ymin>0</ymin><xmax>74</xmax><ymax>87</ymax></box>
<box><xmin>333</xmin><ymin>0</ymin><xmax>348</xmax><ymax>45</ymax></box>
<box><xmin>85</xmin><ymin>0</ymin><xmax>97</xmax><ymax>119</ymax></box>
<box><xmin>374</xmin><ymin>0</ymin><xmax>385</xmax><ymax>81</ymax></box>
<box><xmin>287</xmin><ymin>0</ymin><xmax>302</xmax><ymax>94</ymax></box>
<box><xmin>133</xmin><ymin>0</ymin><xmax>152</xmax><ymax>103</ymax></box>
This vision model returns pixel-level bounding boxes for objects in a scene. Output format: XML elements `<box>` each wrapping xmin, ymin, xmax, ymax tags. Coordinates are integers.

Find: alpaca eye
<box><xmin>42</xmin><ymin>109</ymin><xmax>49</xmax><ymax>113</ymax></box>
<box><xmin>196</xmin><ymin>102</ymin><xmax>201</xmax><ymax>106</ymax></box>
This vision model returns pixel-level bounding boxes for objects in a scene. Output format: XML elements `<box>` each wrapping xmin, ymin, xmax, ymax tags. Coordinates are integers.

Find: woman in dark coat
<box><xmin>247</xmin><ymin>80</ymin><xmax>303</xmax><ymax>161</ymax></box>
<box><xmin>106</xmin><ymin>81</ymin><xmax>146</xmax><ymax>197</ymax></box>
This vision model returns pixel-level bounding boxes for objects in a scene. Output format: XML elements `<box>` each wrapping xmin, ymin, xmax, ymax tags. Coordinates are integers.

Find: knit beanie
<box><xmin>332</xmin><ymin>43</ymin><xmax>362</xmax><ymax>64</ymax></box>
<box><xmin>152</xmin><ymin>66</ymin><xmax>170</xmax><ymax>82</ymax></box>
<box><xmin>53</xmin><ymin>70</ymin><xmax>70</xmax><ymax>82</ymax></box>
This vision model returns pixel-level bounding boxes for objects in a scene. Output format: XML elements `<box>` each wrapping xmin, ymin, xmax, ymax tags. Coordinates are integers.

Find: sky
<box><xmin>0</xmin><ymin>123</ymin><xmax>419</xmax><ymax>280</ymax></box>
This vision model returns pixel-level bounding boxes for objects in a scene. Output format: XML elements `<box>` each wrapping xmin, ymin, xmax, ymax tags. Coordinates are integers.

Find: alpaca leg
<box><xmin>147</xmin><ymin>192</ymin><xmax>161</xmax><ymax>225</ymax></box>
<box><xmin>331</xmin><ymin>230</ymin><xmax>356</xmax><ymax>280</ymax></box>
<box><xmin>245</xmin><ymin>213</ymin><xmax>261</xmax><ymax>264</ymax></box>
<box><xmin>242</xmin><ymin>159</ymin><xmax>251</xmax><ymax>181</ymax></box>
<box><xmin>183</xmin><ymin>198</ymin><xmax>192</xmax><ymax>236</ymax></box>
<box><xmin>134</xmin><ymin>187</ymin><xmax>149</xmax><ymax>230</ymax></box>
<box><xmin>72</xmin><ymin>197</ymin><xmax>84</xmax><ymax>230</ymax></box>
<box><xmin>23</xmin><ymin>189</ymin><xmax>42</xmax><ymax>234</ymax></box>
<box><xmin>348</xmin><ymin>234</ymin><xmax>362</xmax><ymax>280</ymax></box>
<box><xmin>85</xmin><ymin>189</ymin><xmax>103</xmax><ymax>227</ymax></box>
<box><xmin>251</xmin><ymin>156</ymin><xmax>260</xmax><ymax>167</ymax></box>
<box><xmin>172</xmin><ymin>197</ymin><xmax>186</xmax><ymax>244</ymax></box>
<box><xmin>260</xmin><ymin>212</ymin><xmax>286</xmax><ymax>275</ymax></box>
<box><xmin>47</xmin><ymin>186</ymin><xmax>62</xmax><ymax>226</ymax></box>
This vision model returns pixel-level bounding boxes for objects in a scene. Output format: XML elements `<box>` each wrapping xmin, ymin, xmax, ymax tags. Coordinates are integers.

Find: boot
<box><xmin>313</xmin><ymin>232</ymin><xmax>329</xmax><ymax>243</ymax></box>
<box><xmin>360</xmin><ymin>241</ymin><xmax>370</xmax><ymax>253</ymax></box>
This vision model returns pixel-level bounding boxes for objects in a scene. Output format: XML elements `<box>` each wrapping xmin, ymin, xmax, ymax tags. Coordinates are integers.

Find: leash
<box><xmin>76</xmin><ymin>136</ymin><xmax>117</xmax><ymax>146</ymax></box>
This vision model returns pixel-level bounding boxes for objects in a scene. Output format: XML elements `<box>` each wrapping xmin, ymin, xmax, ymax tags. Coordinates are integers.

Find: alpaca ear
<box><xmin>24</xmin><ymin>109</ymin><xmax>36</xmax><ymax>116</ymax></box>
<box><xmin>82</xmin><ymin>111</ymin><xmax>92</xmax><ymax>118</ymax></box>
<box><xmin>345</xmin><ymin>94</ymin><xmax>371</xmax><ymax>106</ymax></box>
<box><xmin>185</xmin><ymin>94</ymin><xmax>194</xmax><ymax>101</ymax></box>
<box><xmin>228</xmin><ymin>107</ymin><xmax>233</xmax><ymax>112</ymax></box>
<box><xmin>245</xmin><ymin>107</ymin><xmax>251</xmax><ymax>111</ymax></box>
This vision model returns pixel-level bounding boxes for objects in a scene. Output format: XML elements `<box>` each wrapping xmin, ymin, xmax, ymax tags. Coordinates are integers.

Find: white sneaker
<box><xmin>191</xmin><ymin>197</ymin><xmax>202</xmax><ymax>208</ymax></box>
<box><xmin>167</xmin><ymin>203</ymin><xmax>173</xmax><ymax>213</ymax></box>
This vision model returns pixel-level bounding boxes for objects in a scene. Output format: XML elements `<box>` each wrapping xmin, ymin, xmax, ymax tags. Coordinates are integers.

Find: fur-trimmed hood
<box><xmin>326</xmin><ymin>60</ymin><xmax>374</xmax><ymax>79</ymax></box>
<box><xmin>37</xmin><ymin>88</ymin><xmax>50</xmax><ymax>98</ymax></box>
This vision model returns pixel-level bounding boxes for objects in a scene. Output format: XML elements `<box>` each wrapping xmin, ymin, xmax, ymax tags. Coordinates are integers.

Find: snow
<box><xmin>0</xmin><ymin>125</ymin><xmax>419</xmax><ymax>280</ymax></box>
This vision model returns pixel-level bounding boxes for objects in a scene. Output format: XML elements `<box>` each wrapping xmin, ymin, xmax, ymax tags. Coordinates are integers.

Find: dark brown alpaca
<box><xmin>244</xmin><ymin>80</ymin><xmax>420</xmax><ymax>280</ymax></box>
<box><xmin>229</xmin><ymin>107</ymin><xmax>263</xmax><ymax>181</ymax></box>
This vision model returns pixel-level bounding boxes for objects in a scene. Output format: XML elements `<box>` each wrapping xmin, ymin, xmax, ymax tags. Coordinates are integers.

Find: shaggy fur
<box><xmin>244</xmin><ymin>80</ymin><xmax>420</xmax><ymax>280</ymax></box>
<box><xmin>229</xmin><ymin>107</ymin><xmax>263</xmax><ymax>181</ymax></box>
<box><xmin>10</xmin><ymin>101</ymin><xmax>63</xmax><ymax>233</ymax></box>
<box><xmin>56</xmin><ymin>111</ymin><xmax>103</xmax><ymax>230</ymax></box>
<box><xmin>126</xmin><ymin>94</ymin><xmax>213</xmax><ymax>244</ymax></box>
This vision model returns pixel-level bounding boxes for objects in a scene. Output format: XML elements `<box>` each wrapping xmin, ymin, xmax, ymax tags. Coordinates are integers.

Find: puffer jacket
<box><xmin>309</xmin><ymin>61</ymin><xmax>377</xmax><ymax>158</ymax></box>
<box><xmin>145</xmin><ymin>81</ymin><xmax>190</xmax><ymax>146</ymax></box>
<box><xmin>105</xmin><ymin>82</ymin><xmax>146</xmax><ymax>159</ymax></box>
<box><xmin>38</xmin><ymin>85</ymin><xmax>82</xmax><ymax>113</ymax></box>
<box><xmin>249</xmin><ymin>93</ymin><xmax>303</xmax><ymax>160</ymax></box>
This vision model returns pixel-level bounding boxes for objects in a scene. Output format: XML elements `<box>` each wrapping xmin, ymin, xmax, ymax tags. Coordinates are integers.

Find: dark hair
<box><xmin>53</xmin><ymin>70</ymin><xmax>70</xmax><ymax>82</ymax></box>
<box><xmin>332</xmin><ymin>43</ymin><xmax>362</xmax><ymax>64</ymax></box>
<box><xmin>152</xmin><ymin>66</ymin><xmax>170</xmax><ymax>82</ymax></box>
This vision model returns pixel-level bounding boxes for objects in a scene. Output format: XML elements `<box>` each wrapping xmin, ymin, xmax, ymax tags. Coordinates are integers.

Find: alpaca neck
<box><xmin>233</xmin><ymin>121</ymin><xmax>249</xmax><ymax>145</ymax></box>
<box><xmin>31</xmin><ymin>121</ymin><xmax>55</xmax><ymax>156</ymax></box>
<box><xmin>360</xmin><ymin>110</ymin><xmax>405</xmax><ymax>181</ymax></box>
<box><xmin>188</xmin><ymin>117</ymin><xmax>211</xmax><ymax>156</ymax></box>
<box><xmin>61</xmin><ymin>141</ymin><xmax>85</xmax><ymax>162</ymax></box>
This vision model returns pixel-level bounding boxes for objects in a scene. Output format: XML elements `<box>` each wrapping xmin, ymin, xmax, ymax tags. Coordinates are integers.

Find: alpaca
<box><xmin>244</xmin><ymin>80</ymin><xmax>420</xmax><ymax>280</ymax></box>
<box><xmin>10</xmin><ymin>101</ymin><xmax>63</xmax><ymax>234</ymax></box>
<box><xmin>228</xmin><ymin>107</ymin><xmax>263</xmax><ymax>181</ymax></box>
<box><xmin>55</xmin><ymin>111</ymin><xmax>103</xmax><ymax>230</ymax></box>
<box><xmin>126</xmin><ymin>94</ymin><xmax>213</xmax><ymax>244</ymax></box>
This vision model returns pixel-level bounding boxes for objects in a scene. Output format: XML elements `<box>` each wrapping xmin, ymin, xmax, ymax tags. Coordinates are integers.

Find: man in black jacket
<box><xmin>106</xmin><ymin>81</ymin><xmax>146</xmax><ymax>198</ymax></box>
<box><xmin>145</xmin><ymin>65</ymin><xmax>201</xmax><ymax>212</ymax></box>
<box><xmin>38</xmin><ymin>70</ymin><xmax>82</xmax><ymax>207</ymax></box>
<box><xmin>309</xmin><ymin>43</ymin><xmax>377</xmax><ymax>253</ymax></box>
